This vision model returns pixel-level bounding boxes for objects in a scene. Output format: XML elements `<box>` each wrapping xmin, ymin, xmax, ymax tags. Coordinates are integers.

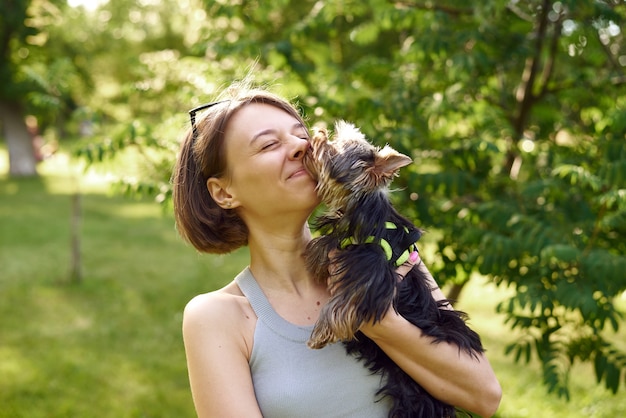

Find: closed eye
<box><xmin>293</xmin><ymin>126</ymin><xmax>310</xmax><ymax>141</ymax></box>
<box><xmin>261</xmin><ymin>141</ymin><xmax>279</xmax><ymax>150</ymax></box>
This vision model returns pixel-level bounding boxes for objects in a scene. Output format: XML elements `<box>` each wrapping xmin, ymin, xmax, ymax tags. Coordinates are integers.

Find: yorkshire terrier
<box><xmin>302</xmin><ymin>121</ymin><xmax>484</xmax><ymax>418</ymax></box>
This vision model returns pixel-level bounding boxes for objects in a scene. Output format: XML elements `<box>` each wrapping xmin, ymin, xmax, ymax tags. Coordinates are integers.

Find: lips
<box><xmin>288</xmin><ymin>168</ymin><xmax>308</xmax><ymax>179</ymax></box>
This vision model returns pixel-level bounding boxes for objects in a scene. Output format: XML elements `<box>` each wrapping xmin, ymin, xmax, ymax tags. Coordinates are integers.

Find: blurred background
<box><xmin>1</xmin><ymin>0</ymin><xmax>625</xmax><ymax>416</ymax></box>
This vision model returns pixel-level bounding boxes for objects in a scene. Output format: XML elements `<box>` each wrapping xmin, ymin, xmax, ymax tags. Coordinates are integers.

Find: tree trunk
<box><xmin>0</xmin><ymin>100</ymin><xmax>38</xmax><ymax>177</ymax></box>
<box><xmin>70</xmin><ymin>192</ymin><xmax>82</xmax><ymax>283</ymax></box>
<box><xmin>446</xmin><ymin>281</ymin><xmax>468</xmax><ymax>307</ymax></box>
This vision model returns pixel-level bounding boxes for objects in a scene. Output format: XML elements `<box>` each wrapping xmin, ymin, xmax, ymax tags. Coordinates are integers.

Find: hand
<box><xmin>396</xmin><ymin>250</ymin><xmax>420</xmax><ymax>280</ymax></box>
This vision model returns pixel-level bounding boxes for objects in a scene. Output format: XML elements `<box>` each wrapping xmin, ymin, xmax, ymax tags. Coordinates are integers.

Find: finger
<box><xmin>395</xmin><ymin>251</ymin><xmax>420</xmax><ymax>280</ymax></box>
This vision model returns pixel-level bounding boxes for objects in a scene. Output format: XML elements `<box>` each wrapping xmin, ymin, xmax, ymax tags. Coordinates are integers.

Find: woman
<box><xmin>173</xmin><ymin>83</ymin><xmax>502</xmax><ymax>417</ymax></box>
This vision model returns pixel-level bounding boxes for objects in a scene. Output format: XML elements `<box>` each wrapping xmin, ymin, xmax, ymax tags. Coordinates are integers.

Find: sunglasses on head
<box><xmin>188</xmin><ymin>100</ymin><xmax>230</xmax><ymax>141</ymax></box>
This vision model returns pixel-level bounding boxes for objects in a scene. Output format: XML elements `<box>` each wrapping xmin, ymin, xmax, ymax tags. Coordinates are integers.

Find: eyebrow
<box><xmin>251</xmin><ymin>123</ymin><xmax>307</xmax><ymax>144</ymax></box>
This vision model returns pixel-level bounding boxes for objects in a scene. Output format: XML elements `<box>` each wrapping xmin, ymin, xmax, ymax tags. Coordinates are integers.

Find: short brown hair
<box><xmin>172</xmin><ymin>86</ymin><xmax>307</xmax><ymax>254</ymax></box>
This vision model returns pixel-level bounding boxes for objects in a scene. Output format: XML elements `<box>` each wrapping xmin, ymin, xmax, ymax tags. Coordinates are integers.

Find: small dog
<box><xmin>302</xmin><ymin>121</ymin><xmax>484</xmax><ymax>418</ymax></box>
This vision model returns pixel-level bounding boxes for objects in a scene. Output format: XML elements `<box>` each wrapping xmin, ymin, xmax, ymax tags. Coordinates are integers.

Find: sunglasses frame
<box><xmin>188</xmin><ymin>100</ymin><xmax>230</xmax><ymax>140</ymax></box>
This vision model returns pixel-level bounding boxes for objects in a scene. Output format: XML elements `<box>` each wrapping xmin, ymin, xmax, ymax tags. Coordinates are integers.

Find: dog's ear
<box><xmin>310</xmin><ymin>127</ymin><xmax>330</xmax><ymax>153</ymax></box>
<box><xmin>311</xmin><ymin>127</ymin><xmax>338</xmax><ymax>161</ymax></box>
<box><xmin>372</xmin><ymin>145</ymin><xmax>413</xmax><ymax>178</ymax></box>
<box><xmin>312</xmin><ymin>127</ymin><xmax>328</xmax><ymax>142</ymax></box>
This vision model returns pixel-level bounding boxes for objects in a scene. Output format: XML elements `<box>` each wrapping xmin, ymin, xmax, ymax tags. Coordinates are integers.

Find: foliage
<box><xmin>0</xmin><ymin>0</ymin><xmax>83</xmax><ymax>129</ymax></box>
<box><xmin>6</xmin><ymin>0</ymin><xmax>626</xmax><ymax>400</ymax></box>
<box><xmin>0</xmin><ymin>0</ymin><xmax>38</xmax><ymax>99</ymax></box>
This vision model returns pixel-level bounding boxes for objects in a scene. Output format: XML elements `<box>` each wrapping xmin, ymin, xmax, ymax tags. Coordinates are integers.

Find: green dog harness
<box><xmin>339</xmin><ymin>222</ymin><xmax>419</xmax><ymax>266</ymax></box>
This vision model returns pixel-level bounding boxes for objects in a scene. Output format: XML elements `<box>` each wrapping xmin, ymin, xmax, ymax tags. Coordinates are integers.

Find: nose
<box><xmin>290</xmin><ymin>136</ymin><xmax>310</xmax><ymax>160</ymax></box>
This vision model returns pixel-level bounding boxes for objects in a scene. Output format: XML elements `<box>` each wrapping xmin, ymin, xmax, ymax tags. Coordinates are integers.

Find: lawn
<box><xmin>1</xmin><ymin>149</ymin><xmax>625</xmax><ymax>417</ymax></box>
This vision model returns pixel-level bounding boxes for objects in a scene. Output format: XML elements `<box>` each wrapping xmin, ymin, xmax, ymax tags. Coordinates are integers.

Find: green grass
<box><xmin>0</xmin><ymin>151</ymin><xmax>249</xmax><ymax>417</ymax></box>
<box><xmin>1</xmin><ymin>149</ymin><xmax>625</xmax><ymax>417</ymax></box>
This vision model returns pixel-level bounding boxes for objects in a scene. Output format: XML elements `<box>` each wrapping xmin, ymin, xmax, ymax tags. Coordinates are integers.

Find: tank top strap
<box><xmin>235</xmin><ymin>267</ymin><xmax>313</xmax><ymax>343</ymax></box>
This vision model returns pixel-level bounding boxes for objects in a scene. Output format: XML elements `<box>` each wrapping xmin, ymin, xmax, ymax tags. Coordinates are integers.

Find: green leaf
<box><xmin>540</xmin><ymin>244</ymin><xmax>580</xmax><ymax>264</ymax></box>
<box><xmin>552</xmin><ymin>165</ymin><xmax>603</xmax><ymax>192</ymax></box>
<box><xmin>605</xmin><ymin>363</ymin><xmax>621</xmax><ymax>394</ymax></box>
<box><xmin>595</xmin><ymin>353</ymin><xmax>608</xmax><ymax>384</ymax></box>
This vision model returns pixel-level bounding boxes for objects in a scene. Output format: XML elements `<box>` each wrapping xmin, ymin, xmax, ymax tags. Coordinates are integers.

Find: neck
<box><xmin>246</xmin><ymin>221</ymin><xmax>314</xmax><ymax>292</ymax></box>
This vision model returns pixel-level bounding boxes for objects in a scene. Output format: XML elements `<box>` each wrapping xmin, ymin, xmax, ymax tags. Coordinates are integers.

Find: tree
<box><xmin>0</xmin><ymin>0</ymin><xmax>39</xmax><ymax>176</ymax></box>
<box><xmin>0</xmin><ymin>0</ymin><xmax>86</xmax><ymax>176</ymax></box>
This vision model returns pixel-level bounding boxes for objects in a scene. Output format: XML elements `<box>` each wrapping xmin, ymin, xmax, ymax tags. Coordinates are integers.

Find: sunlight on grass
<box><xmin>37</xmin><ymin>152</ymin><xmax>117</xmax><ymax>195</ymax></box>
<box><xmin>0</xmin><ymin>147</ymin><xmax>121</xmax><ymax>195</ymax></box>
<box><xmin>0</xmin><ymin>347</ymin><xmax>38</xmax><ymax>387</ymax></box>
<box><xmin>112</xmin><ymin>201</ymin><xmax>167</xmax><ymax>218</ymax></box>
<box><xmin>0</xmin><ymin>148</ymin><xmax>7</xmax><ymax>175</ymax></box>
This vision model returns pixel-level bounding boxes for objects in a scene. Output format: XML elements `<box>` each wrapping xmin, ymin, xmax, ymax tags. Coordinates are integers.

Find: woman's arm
<box><xmin>360</xmin><ymin>255</ymin><xmax>502</xmax><ymax>417</ymax></box>
<box><xmin>182</xmin><ymin>292</ymin><xmax>263</xmax><ymax>418</ymax></box>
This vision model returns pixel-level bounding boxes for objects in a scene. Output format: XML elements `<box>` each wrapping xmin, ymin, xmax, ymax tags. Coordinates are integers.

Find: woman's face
<box><xmin>214</xmin><ymin>103</ymin><xmax>319</xmax><ymax>220</ymax></box>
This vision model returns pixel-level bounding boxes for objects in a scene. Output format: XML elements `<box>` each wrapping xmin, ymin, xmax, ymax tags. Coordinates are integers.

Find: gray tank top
<box><xmin>235</xmin><ymin>267</ymin><xmax>391</xmax><ymax>418</ymax></box>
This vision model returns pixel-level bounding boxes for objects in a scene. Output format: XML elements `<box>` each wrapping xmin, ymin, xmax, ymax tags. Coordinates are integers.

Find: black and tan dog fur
<box><xmin>303</xmin><ymin>121</ymin><xmax>484</xmax><ymax>418</ymax></box>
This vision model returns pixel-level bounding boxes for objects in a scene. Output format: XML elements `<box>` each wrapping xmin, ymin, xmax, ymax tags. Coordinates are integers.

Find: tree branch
<box><xmin>0</xmin><ymin>27</ymin><xmax>11</xmax><ymax>67</ymax></box>
<box><xmin>513</xmin><ymin>0</ymin><xmax>551</xmax><ymax>136</ymax></box>
<box><xmin>504</xmin><ymin>0</ymin><xmax>552</xmax><ymax>179</ymax></box>
<box><xmin>537</xmin><ymin>17</ymin><xmax>562</xmax><ymax>99</ymax></box>
<box><xmin>392</xmin><ymin>1</ymin><xmax>473</xmax><ymax>16</ymax></box>
<box><xmin>506</xmin><ymin>3</ymin><xmax>535</xmax><ymax>22</ymax></box>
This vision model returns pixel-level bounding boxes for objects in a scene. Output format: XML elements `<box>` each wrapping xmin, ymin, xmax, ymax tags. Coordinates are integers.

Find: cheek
<box><xmin>229</xmin><ymin>164</ymin><xmax>277</xmax><ymax>200</ymax></box>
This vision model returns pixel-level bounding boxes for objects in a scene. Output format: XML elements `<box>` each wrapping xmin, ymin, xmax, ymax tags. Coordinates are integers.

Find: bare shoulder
<box><xmin>182</xmin><ymin>280</ymin><xmax>255</xmax><ymax>349</ymax></box>
<box><xmin>182</xmin><ymin>280</ymin><xmax>262</xmax><ymax>416</ymax></box>
<box><xmin>184</xmin><ymin>281</ymin><xmax>245</xmax><ymax>317</ymax></box>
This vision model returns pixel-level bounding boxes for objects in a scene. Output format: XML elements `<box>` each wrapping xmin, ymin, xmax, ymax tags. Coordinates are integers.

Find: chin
<box><xmin>301</xmin><ymin>181</ymin><xmax>322</xmax><ymax>204</ymax></box>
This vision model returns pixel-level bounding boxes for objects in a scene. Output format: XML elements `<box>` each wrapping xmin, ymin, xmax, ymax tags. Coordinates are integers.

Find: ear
<box><xmin>373</xmin><ymin>145</ymin><xmax>413</xmax><ymax>177</ymax></box>
<box><xmin>207</xmin><ymin>177</ymin><xmax>239</xmax><ymax>209</ymax></box>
